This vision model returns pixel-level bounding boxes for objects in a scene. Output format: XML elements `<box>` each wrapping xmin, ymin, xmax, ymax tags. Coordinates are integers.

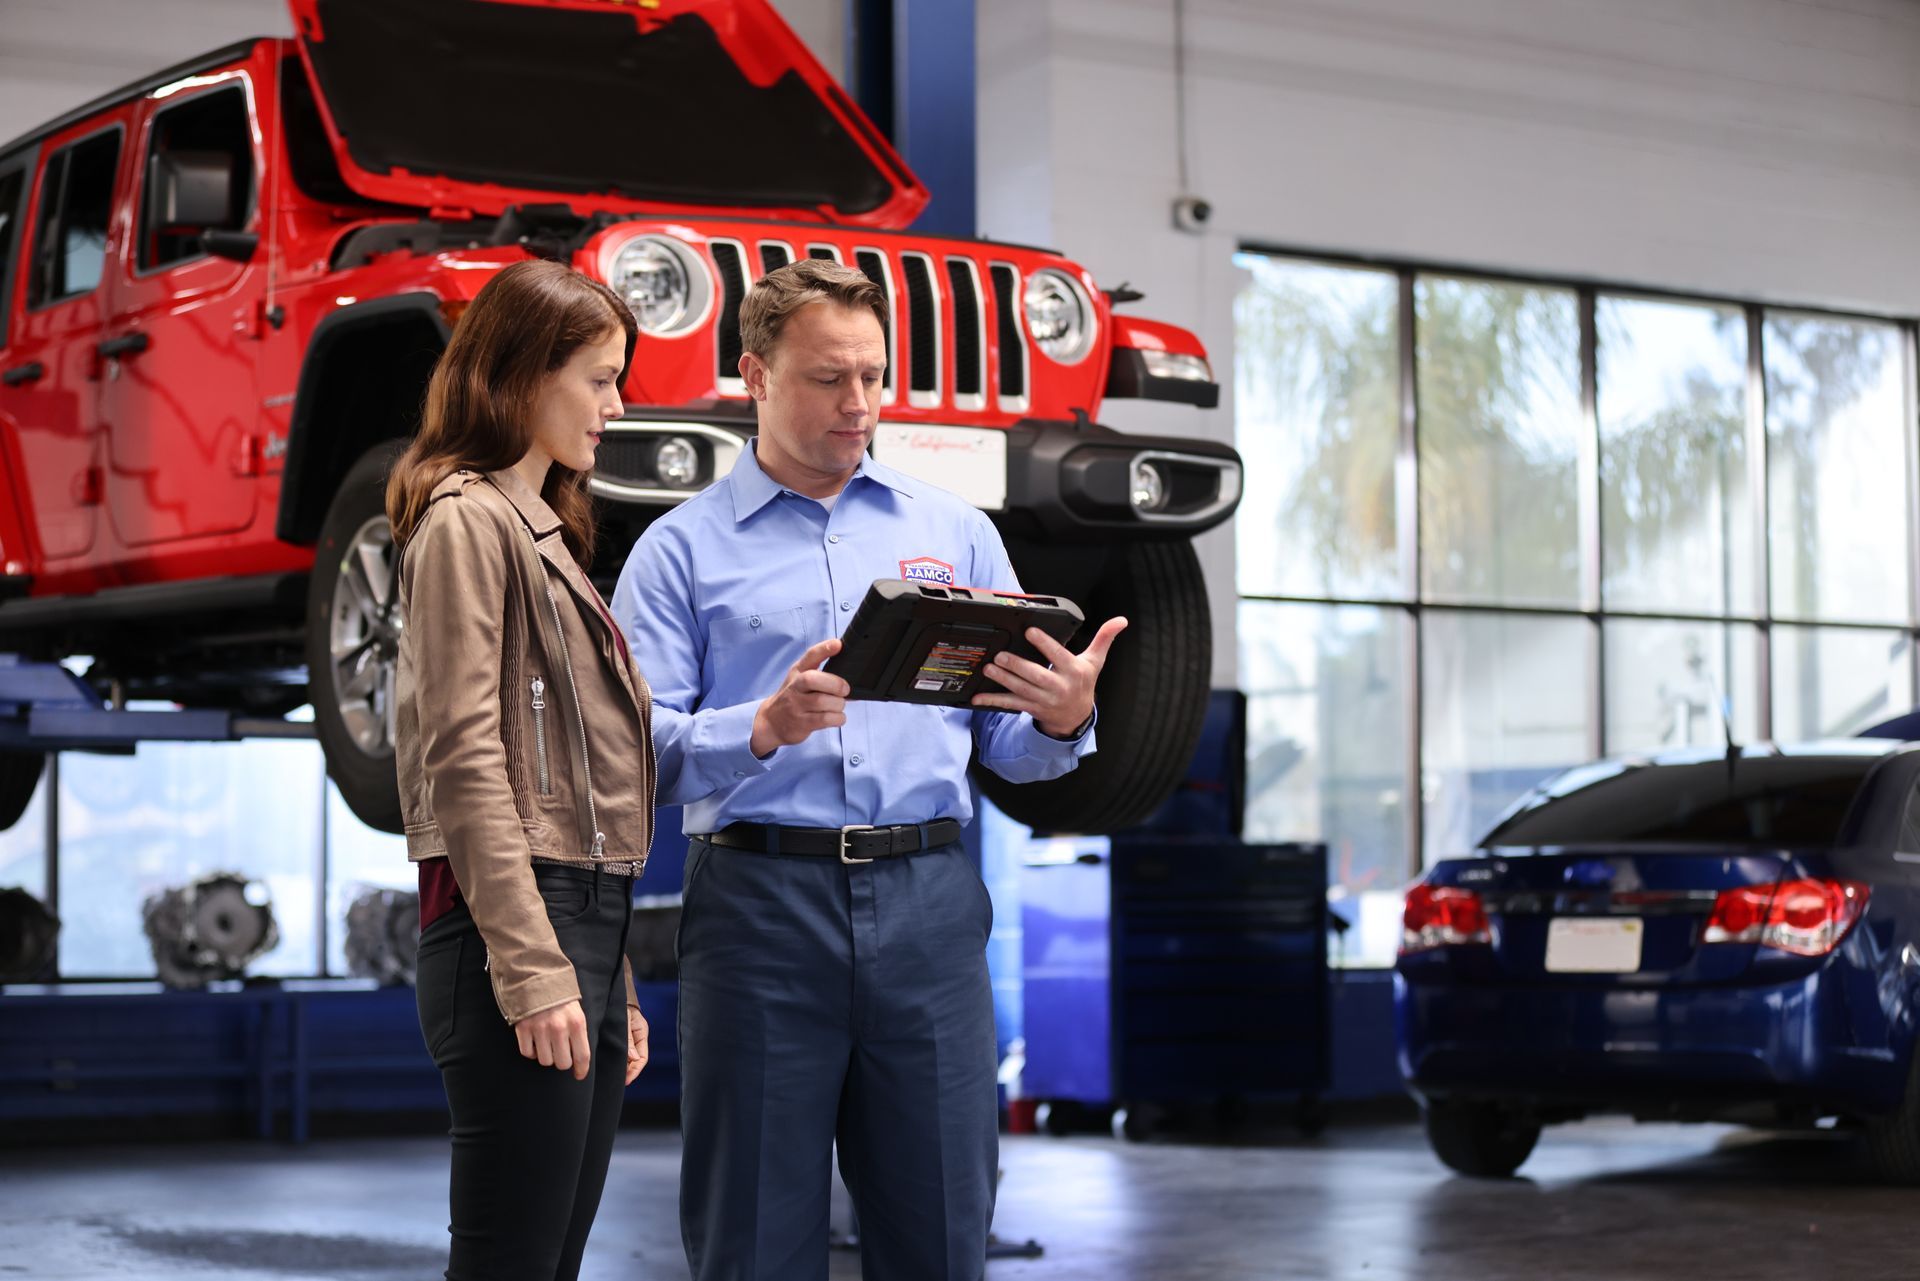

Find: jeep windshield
<box><xmin>1482</xmin><ymin>752</ymin><xmax>1886</xmax><ymax>849</ymax></box>
<box><xmin>292</xmin><ymin>0</ymin><xmax>923</xmax><ymax>222</ymax></box>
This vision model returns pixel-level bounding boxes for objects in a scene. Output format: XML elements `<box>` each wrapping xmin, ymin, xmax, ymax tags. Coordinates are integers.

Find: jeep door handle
<box><xmin>97</xmin><ymin>332</ymin><xmax>150</xmax><ymax>359</ymax></box>
<box><xmin>1</xmin><ymin>361</ymin><xmax>44</xmax><ymax>387</ymax></box>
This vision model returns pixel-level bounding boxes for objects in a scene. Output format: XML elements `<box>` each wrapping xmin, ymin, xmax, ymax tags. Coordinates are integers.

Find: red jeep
<box><xmin>0</xmin><ymin>0</ymin><xmax>1240</xmax><ymax>836</ymax></box>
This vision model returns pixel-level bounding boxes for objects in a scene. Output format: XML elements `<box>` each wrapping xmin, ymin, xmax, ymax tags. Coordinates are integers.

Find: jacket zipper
<box><xmin>540</xmin><ymin>571</ymin><xmax>606</xmax><ymax>860</ymax></box>
<box><xmin>529</xmin><ymin>677</ymin><xmax>552</xmax><ymax>796</ymax></box>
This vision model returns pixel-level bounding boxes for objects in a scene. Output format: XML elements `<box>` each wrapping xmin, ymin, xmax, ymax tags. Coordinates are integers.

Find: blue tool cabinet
<box><xmin>1020</xmin><ymin>835</ymin><xmax>1329</xmax><ymax>1139</ymax></box>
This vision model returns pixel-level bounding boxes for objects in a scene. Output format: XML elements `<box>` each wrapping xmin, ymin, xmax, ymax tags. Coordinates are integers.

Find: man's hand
<box><xmin>625</xmin><ymin>1004</ymin><xmax>650</xmax><ymax>1085</ymax></box>
<box><xmin>971</xmin><ymin>616</ymin><xmax>1127</xmax><ymax>738</ymax></box>
<box><xmin>751</xmin><ymin>637</ymin><xmax>849</xmax><ymax>758</ymax></box>
<box><xmin>513</xmin><ymin>999</ymin><xmax>591</xmax><ymax>1081</ymax></box>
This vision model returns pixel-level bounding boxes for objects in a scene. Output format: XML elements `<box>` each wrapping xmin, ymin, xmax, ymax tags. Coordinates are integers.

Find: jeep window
<box><xmin>0</xmin><ymin>159</ymin><xmax>29</xmax><ymax>345</ymax></box>
<box><xmin>28</xmin><ymin>128</ymin><xmax>121</xmax><ymax>308</ymax></box>
<box><xmin>138</xmin><ymin>85</ymin><xmax>254</xmax><ymax>272</ymax></box>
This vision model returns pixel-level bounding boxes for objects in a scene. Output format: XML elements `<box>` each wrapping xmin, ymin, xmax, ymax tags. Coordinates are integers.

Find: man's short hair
<box><xmin>739</xmin><ymin>258</ymin><xmax>889</xmax><ymax>360</ymax></box>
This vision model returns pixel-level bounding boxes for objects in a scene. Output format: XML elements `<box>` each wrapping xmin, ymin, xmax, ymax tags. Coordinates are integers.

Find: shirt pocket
<box><xmin>704</xmin><ymin>602</ymin><xmax>828</xmax><ymax>703</ymax></box>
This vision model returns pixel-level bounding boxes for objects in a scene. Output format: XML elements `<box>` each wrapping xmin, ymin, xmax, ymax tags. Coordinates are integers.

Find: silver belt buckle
<box><xmin>839</xmin><ymin>824</ymin><xmax>877</xmax><ymax>866</ymax></box>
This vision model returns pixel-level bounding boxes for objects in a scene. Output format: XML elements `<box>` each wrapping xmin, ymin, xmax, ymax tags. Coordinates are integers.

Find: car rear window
<box><xmin>1484</xmin><ymin>755</ymin><xmax>1878</xmax><ymax>848</ymax></box>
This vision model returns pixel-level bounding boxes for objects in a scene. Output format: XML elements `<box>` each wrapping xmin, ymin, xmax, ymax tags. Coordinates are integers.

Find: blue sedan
<box><xmin>1395</xmin><ymin>738</ymin><xmax>1920</xmax><ymax>1180</ymax></box>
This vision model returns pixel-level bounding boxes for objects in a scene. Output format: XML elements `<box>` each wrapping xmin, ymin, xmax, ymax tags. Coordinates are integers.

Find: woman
<box><xmin>388</xmin><ymin>259</ymin><xmax>656</xmax><ymax>1281</ymax></box>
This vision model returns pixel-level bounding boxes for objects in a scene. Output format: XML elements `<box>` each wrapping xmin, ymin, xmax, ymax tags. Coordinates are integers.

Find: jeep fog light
<box><xmin>654</xmin><ymin>436</ymin><xmax>701</xmax><ymax>488</ymax></box>
<box><xmin>1023</xmin><ymin>269</ymin><xmax>1094</xmax><ymax>364</ymax></box>
<box><xmin>1130</xmin><ymin>459</ymin><xmax>1169</xmax><ymax>512</ymax></box>
<box><xmin>609</xmin><ymin>236</ymin><xmax>709</xmax><ymax>337</ymax></box>
<box><xmin>1141</xmin><ymin>349</ymin><xmax>1212</xmax><ymax>382</ymax></box>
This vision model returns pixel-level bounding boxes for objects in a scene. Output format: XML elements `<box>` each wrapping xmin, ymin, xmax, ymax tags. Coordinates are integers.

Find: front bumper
<box><xmin>586</xmin><ymin>411</ymin><xmax>1242</xmax><ymax>541</ymax></box>
<box><xmin>1394</xmin><ymin>970</ymin><xmax>1905</xmax><ymax>1116</ymax></box>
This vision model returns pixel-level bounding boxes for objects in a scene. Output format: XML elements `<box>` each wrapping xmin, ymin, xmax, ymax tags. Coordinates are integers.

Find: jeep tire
<box><xmin>0</xmin><ymin>750</ymin><xmax>45</xmax><ymax>833</ymax></box>
<box><xmin>306</xmin><ymin>443</ymin><xmax>407</xmax><ymax>835</ymax></box>
<box><xmin>978</xmin><ymin>539</ymin><xmax>1211</xmax><ymax>834</ymax></box>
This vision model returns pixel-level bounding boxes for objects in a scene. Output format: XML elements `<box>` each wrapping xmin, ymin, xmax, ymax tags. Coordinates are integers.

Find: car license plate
<box><xmin>871</xmin><ymin>425</ymin><xmax>1008</xmax><ymax>511</ymax></box>
<box><xmin>1545</xmin><ymin>918</ymin><xmax>1643</xmax><ymax>973</ymax></box>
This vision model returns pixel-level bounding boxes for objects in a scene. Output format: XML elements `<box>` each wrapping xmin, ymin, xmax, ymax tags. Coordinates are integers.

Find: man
<box><xmin>611</xmin><ymin>258</ymin><xmax>1123</xmax><ymax>1281</ymax></box>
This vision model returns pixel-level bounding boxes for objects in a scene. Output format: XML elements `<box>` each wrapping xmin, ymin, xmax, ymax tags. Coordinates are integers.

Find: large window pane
<box><xmin>0</xmin><ymin>766</ymin><xmax>49</xmax><ymax>899</ymax></box>
<box><xmin>324</xmin><ymin>784</ymin><xmax>412</xmax><ymax>977</ymax></box>
<box><xmin>1241</xmin><ymin>602</ymin><xmax>1408</xmax><ymax>877</ymax></box>
<box><xmin>1772</xmin><ymin>626</ymin><xmax>1914</xmax><ymax>740</ymax></box>
<box><xmin>1603</xmin><ymin>619</ymin><xmax>1758</xmax><ymax>755</ymax></box>
<box><xmin>1598</xmin><ymin>296</ymin><xmax>1752</xmax><ymax>614</ymax></box>
<box><xmin>1418</xmin><ymin>277</ymin><xmax>1583</xmax><ymax>605</ymax></box>
<box><xmin>1765</xmin><ymin>313</ymin><xmax>1909</xmax><ymax>624</ymax></box>
<box><xmin>1233</xmin><ymin>255</ymin><xmax>1402</xmax><ymax>598</ymax></box>
<box><xmin>57</xmin><ymin>742</ymin><xmax>323</xmax><ymax>978</ymax></box>
<box><xmin>1240</xmin><ymin>601</ymin><xmax>1409</xmax><ymax>966</ymax></box>
<box><xmin>1422</xmin><ymin>612</ymin><xmax>1592</xmax><ymax>862</ymax></box>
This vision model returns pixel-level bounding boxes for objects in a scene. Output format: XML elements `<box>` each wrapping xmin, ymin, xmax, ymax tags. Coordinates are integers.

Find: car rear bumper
<box><xmin>1394</xmin><ymin>970</ymin><xmax>1905</xmax><ymax>1116</ymax></box>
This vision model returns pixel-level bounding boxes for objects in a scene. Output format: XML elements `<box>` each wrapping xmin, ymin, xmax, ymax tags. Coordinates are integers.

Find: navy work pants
<box><xmin>677</xmin><ymin>836</ymin><xmax>999</xmax><ymax>1281</ymax></box>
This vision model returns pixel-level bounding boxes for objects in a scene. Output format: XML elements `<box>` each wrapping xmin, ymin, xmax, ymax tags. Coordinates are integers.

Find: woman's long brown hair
<box><xmin>386</xmin><ymin>260</ymin><xmax>637</xmax><ymax>567</ymax></box>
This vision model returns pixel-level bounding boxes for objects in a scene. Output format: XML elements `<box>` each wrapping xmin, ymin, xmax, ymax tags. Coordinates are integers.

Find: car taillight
<box><xmin>1702</xmin><ymin>878</ymin><xmax>1869</xmax><ymax>957</ymax></box>
<box><xmin>1400</xmin><ymin>885</ymin><xmax>1492</xmax><ymax>954</ymax></box>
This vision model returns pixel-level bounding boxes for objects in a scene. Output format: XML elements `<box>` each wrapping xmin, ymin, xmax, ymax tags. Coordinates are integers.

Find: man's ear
<box><xmin>739</xmin><ymin>351</ymin><xmax>769</xmax><ymax>401</ymax></box>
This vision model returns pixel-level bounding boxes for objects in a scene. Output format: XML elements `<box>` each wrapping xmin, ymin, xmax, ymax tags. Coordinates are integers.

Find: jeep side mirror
<box><xmin>201</xmin><ymin>229</ymin><xmax>259</xmax><ymax>263</ymax></box>
<box><xmin>148</xmin><ymin>150</ymin><xmax>236</xmax><ymax>234</ymax></box>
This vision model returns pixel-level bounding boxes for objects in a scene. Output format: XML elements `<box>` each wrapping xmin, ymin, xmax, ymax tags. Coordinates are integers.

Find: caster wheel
<box><xmin>1112</xmin><ymin>1104</ymin><xmax>1158</xmax><ymax>1143</ymax></box>
<box><xmin>1037</xmin><ymin>1101</ymin><xmax>1080</xmax><ymax>1137</ymax></box>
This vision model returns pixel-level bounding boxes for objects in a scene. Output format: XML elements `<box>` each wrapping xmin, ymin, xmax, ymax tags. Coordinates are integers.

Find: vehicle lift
<box><xmin>0</xmin><ymin>654</ymin><xmax>316</xmax><ymax>753</ymax></box>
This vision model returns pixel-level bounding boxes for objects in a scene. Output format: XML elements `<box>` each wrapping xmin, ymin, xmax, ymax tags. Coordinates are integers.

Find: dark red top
<box><xmin>419</xmin><ymin>858</ymin><xmax>462</xmax><ymax>931</ymax></box>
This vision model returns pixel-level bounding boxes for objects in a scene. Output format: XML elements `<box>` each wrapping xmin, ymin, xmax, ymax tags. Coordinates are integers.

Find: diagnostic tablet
<box><xmin>825</xmin><ymin>579</ymin><xmax>1086</xmax><ymax>707</ymax></box>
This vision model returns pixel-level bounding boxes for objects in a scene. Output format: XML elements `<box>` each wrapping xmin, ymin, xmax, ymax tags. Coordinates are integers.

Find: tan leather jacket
<box><xmin>395</xmin><ymin>467</ymin><xmax>656</xmax><ymax>1024</ymax></box>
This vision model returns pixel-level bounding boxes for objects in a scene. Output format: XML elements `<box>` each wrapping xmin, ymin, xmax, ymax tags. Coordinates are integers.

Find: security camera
<box><xmin>1171</xmin><ymin>195</ymin><xmax>1212</xmax><ymax>234</ymax></box>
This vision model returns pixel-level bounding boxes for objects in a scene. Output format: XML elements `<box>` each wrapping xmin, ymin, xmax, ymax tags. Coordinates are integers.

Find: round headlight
<box><xmin>608</xmin><ymin>236</ymin><xmax>710</xmax><ymax>337</ymax></box>
<box><xmin>1023</xmin><ymin>269</ymin><xmax>1095</xmax><ymax>364</ymax></box>
<box><xmin>654</xmin><ymin>436</ymin><xmax>701</xmax><ymax>488</ymax></box>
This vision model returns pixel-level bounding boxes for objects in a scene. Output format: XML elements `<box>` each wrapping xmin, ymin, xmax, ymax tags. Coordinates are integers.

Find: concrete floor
<box><xmin>4</xmin><ymin>1117</ymin><xmax>1918</xmax><ymax>1280</ymax></box>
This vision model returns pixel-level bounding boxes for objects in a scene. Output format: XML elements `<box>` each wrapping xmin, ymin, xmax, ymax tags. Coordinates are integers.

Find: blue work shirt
<box><xmin>610</xmin><ymin>440</ymin><xmax>1096</xmax><ymax>834</ymax></box>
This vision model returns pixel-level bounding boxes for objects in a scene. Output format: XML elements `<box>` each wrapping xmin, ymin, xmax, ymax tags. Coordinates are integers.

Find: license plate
<box><xmin>871</xmin><ymin>425</ymin><xmax>1008</xmax><ymax>511</ymax></box>
<box><xmin>1545</xmin><ymin>918</ymin><xmax>1643</xmax><ymax>973</ymax></box>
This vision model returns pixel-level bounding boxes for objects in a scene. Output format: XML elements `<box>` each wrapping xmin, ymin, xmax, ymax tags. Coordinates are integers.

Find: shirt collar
<box><xmin>729</xmin><ymin>438</ymin><xmax>914</xmax><ymax>523</ymax></box>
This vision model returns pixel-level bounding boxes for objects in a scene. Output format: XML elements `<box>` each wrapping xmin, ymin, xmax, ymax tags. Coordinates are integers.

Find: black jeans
<box><xmin>416</xmin><ymin>862</ymin><xmax>634</xmax><ymax>1281</ymax></box>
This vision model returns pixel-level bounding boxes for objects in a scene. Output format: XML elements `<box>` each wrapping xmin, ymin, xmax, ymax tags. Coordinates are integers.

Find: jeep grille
<box><xmin>710</xmin><ymin>240</ymin><xmax>1029</xmax><ymax>413</ymax></box>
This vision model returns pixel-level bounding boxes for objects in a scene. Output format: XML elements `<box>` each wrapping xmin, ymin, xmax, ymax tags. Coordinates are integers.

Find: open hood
<box><xmin>287</xmin><ymin>0</ymin><xmax>928</xmax><ymax>224</ymax></box>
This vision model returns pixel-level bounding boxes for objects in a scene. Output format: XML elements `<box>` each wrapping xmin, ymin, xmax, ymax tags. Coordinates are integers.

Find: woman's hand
<box><xmin>513</xmin><ymin>1000</ymin><xmax>591</xmax><ymax>1080</ymax></box>
<box><xmin>625</xmin><ymin>1005</ymin><xmax>650</xmax><ymax>1085</ymax></box>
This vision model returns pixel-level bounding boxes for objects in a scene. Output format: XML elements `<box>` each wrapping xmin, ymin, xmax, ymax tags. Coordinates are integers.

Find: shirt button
<box><xmin>851</xmin><ymin>755</ymin><xmax>863</xmax><ymax>766</ymax></box>
<box><xmin>750</xmin><ymin>615</ymin><xmax>761</xmax><ymax>628</ymax></box>
<box><xmin>828</xmin><ymin>535</ymin><xmax>841</xmax><ymax>544</ymax></box>
<box><xmin>733</xmin><ymin>770</ymin><xmax>746</xmax><ymax>778</ymax></box>
<box><xmin>840</xmin><ymin>601</ymin><xmax>851</xmax><ymax>611</ymax></box>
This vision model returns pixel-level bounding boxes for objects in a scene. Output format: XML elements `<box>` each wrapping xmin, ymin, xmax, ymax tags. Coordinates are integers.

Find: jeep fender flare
<box><xmin>275</xmin><ymin>293</ymin><xmax>450</xmax><ymax>546</ymax></box>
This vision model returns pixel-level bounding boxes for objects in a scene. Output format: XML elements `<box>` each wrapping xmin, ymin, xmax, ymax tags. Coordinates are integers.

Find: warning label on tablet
<box><xmin>913</xmin><ymin>641</ymin><xmax>989</xmax><ymax>694</ymax></box>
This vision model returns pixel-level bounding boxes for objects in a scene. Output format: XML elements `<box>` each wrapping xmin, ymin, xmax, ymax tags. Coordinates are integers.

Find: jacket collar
<box><xmin>483</xmin><ymin>466</ymin><xmax>564</xmax><ymax>538</ymax></box>
<box><xmin>729</xmin><ymin>437</ymin><xmax>913</xmax><ymax>523</ymax></box>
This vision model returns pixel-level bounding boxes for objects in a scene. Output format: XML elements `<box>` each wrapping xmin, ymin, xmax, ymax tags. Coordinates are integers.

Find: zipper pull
<box><xmin>592</xmin><ymin>831</ymin><xmax>606</xmax><ymax>860</ymax></box>
<box><xmin>530</xmin><ymin>677</ymin><xmax>545</xmax><ymax>710</ymax></box>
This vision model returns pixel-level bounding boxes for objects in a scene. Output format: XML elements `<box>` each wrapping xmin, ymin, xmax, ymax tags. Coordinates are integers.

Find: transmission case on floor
<box><xmin>825</xmin><ymin>579</ymin><xmax>1085</xmax><ymax>707</ymax></box>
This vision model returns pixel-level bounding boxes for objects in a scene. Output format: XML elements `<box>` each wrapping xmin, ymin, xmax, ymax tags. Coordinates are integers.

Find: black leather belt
<box><xmin>706</xmin><ymin>819</ymin><xmax>963</xmax><ymax>864</ymax></box>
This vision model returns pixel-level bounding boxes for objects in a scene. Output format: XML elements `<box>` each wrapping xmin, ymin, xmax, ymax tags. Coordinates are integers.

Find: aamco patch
<box><xmin>899</xmin><ymin>556</ymin><xmax>955</xmax><ymax>586</ymax></box>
